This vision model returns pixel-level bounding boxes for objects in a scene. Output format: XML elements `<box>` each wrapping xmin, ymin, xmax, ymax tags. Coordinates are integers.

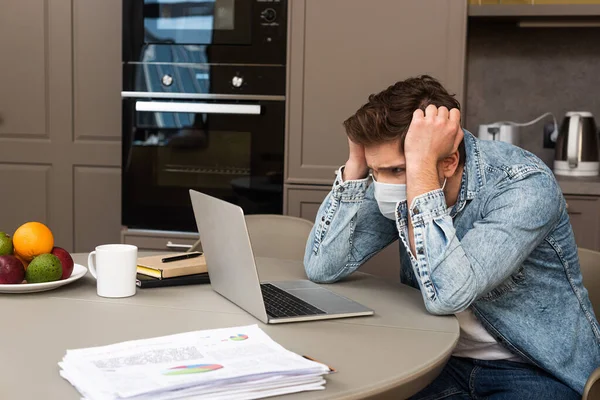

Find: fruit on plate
<box><xmin>0</xmin><ymin>255</ymin><xmax>26</xmax><ymax>284</ymax></box>
<box><xmin>51</xmin><ymin>246</ymin><xmax>74</xmax><ymax>280</ymax></box>
<box><xmin>0</xmin><ymin>232</ymin><xmax>13</xmax><ymax>256</ymax></box>
<box><xmin>13</xmin><ymin>222</ymin><xmax>54</xmax><ymax>262</ymax></box>
<box><xmin>25</xmin><ymin>253</ymin><xmax>62</xmax><ymax>284</ymax></box>
<box><xmin>15</xmin><ymin>254</ymin><xmax>29</xmax><ymax>270</ymax></box>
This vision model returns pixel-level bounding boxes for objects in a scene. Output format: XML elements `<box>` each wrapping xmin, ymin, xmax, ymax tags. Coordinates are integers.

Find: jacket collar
<box><xmin>453</xmin><ymin>130</ymin><xmax>485</xmax><ymax>215</ymax></box>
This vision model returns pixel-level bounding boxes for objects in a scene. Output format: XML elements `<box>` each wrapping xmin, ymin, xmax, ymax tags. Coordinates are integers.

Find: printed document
<box><xmin>59</xmin><ymin>324</ymin><xmax>330</xmax><ymax>400</ymax></box>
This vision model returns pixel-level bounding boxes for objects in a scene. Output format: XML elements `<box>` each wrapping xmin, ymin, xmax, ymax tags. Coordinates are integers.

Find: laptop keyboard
<box><xmin>260</xmin><ymin>283</ymin><xmax>326</xmax><ymax>319</ymax></box>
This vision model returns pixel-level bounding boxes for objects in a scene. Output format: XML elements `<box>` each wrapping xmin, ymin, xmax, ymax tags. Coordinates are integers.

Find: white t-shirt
<box><xmin>452</xmin><ymin>307</ymin><xmax>525</xmax><ymax>362</ymax></box>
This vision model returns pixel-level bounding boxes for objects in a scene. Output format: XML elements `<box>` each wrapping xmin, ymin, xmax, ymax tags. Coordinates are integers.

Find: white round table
<box><xmin>0</xmin><ymin>253</ymin><xmax>459</xmax><ymax>399</ymax></box>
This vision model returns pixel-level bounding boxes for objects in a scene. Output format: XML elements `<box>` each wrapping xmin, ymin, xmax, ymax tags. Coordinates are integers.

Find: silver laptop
<box><xmin>189</xmin><ymin>189</ymin><xmax>374</xmax><ymax>324</ymax></box>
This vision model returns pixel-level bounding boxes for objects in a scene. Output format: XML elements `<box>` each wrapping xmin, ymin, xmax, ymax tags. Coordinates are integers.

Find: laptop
<box><xmin>189</xmin><ymin>189</ymin><xmax>374</xmax><ymax>324</ymax></box>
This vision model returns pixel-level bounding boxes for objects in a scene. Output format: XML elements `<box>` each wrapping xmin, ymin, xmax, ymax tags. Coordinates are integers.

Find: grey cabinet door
<box><xmin>286</xmin><ymin>0</ymin><xmax>468</xmax><ymax>184</ymax></box>
<box><xmin>0</xmin><ymin>0</ymin><xmax>73</xmax><ymax>248</ymax></box>
<box><xmin>285</xmin><ymin>185</ymin><xmax>329</xmax><ymax>223</ymax></box>
<box><xmin>285</xmin><ymin>185</ymin><xmax>401</xmax><ymax>281</ymax></box>
<box><xmin>0</xmin><ymin>0</ymin><xmax>122</xmax><ymax>252</ymax></box>
<box><xmin>72</xmin><ymin>0</ymin><xmax>122</xmax><ymax>252</ymax></box>
<box><xmin>565</xmin><ymin>195</ymin><xmax>600</xmax><ymax>251</ymax></box>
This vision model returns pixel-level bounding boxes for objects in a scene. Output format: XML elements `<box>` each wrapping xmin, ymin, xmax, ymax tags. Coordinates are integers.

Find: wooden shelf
<box><xmin>468</xmin><ymin>4</ymin><xmax>600</xmax><ymax>17</ymax></box>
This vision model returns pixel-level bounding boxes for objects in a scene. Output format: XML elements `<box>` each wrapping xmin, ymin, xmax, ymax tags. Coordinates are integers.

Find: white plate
<box><xmin>0</xmin><ymin>264</ymin><xmax>88</xmax><ymax>294</ymax></box>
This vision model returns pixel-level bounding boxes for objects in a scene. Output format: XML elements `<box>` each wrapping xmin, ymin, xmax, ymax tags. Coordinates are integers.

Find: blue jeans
<box><xmin>409</xmin><ymin>356</ymin><xmax>580</xmax><ymax>400</ymax></box>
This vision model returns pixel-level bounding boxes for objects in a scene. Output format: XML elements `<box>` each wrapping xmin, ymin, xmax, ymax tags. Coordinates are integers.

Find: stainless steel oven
<box><xmin>122</xmin><ymin>0</ymin><xmax>287</xmax><ymax>232</ymax></box>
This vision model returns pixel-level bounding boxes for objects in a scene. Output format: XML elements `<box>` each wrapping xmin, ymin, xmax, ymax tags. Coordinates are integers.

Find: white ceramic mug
<box><xmin>87</xmin><ymin>244</ymin><xmax>138</xmax><ymax>298</ymax></box>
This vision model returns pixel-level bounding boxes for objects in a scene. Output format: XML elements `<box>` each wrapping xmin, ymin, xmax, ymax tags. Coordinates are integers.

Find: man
<box><xmin>303</xmin><ymin>75</ymin><xmax>600</xmax><ymax>399</ymax></box>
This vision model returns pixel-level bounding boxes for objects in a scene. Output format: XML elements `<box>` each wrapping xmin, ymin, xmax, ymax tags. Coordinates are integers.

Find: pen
<box><xmin>161</xmin><ymin>252</ymin><xmax>203</xmax><ymax>263</ymax></box>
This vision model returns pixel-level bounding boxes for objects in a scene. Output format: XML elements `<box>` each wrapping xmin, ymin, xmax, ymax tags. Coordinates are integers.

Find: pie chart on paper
<box><xmin>229</xmin><ymin>334</ymin><xmax>249</xmax><ymax>341</ymax></box>
<box><xmin>163</xmin><ymin>364</ymin><xmax>223</xmax><ymax>376</ymax></box>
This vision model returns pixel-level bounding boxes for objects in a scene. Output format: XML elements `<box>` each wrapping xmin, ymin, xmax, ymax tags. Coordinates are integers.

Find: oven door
<box><xmin>122</xmin><ymin>97</ymin><xmax>284</xmax><ymax>232</ymax></box>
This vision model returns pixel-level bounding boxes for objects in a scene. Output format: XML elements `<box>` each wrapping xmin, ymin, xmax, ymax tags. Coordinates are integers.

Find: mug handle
<box><xmin>88</xmin><ymin>251</ymin><xmax>98</xmax><ymax>279</ymax></box>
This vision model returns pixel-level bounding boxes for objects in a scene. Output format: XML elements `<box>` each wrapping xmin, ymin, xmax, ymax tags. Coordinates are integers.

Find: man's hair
<box><xmin>343</xmin><ymin>75</ymin><xmax>465</xmax><ymax>164</ymax></box>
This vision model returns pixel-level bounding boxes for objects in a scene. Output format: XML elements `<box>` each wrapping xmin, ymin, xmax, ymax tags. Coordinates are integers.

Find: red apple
<box><xmin>51</xmin><ymin>247</ymin><xmax>74</xmax><ymax>279</ymax></box>
<box><xmin>0</xmin><ymin>255</ymin><xmax>26</xmax><ymax>284</ymax></box>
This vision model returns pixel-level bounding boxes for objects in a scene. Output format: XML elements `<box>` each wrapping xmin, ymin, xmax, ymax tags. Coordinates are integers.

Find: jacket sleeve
<box><xmin>303</xmin><ymin>167</ymin><xmax>398</xmax><ymax>283</ymax></box>
<box><xmin>407</xmin><ymin>170</ymin><xmax>563</xmax><ymax>315</ymax></box>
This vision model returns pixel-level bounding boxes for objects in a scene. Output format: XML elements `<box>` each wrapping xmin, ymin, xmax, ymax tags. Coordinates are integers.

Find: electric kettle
<box><xmin>554</xmin><ymin>112</ymin><xmax>600</xmax><ymax>177</ymax></box>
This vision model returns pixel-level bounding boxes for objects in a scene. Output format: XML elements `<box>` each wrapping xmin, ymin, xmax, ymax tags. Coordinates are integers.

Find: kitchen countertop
<box><xmin>555</xmin><ymin>174</ymin><xmax>600</xmax><ymax>196</ymax></box>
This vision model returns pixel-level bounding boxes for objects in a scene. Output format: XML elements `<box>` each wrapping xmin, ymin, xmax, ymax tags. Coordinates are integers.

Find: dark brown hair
<box><xmin>343</xmin><ymin>75</ymin><xmax>465</xmax><ymax>164</ymax></box>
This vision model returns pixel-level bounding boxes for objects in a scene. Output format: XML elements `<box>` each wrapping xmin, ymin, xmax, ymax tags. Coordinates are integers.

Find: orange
<box><xmin>12</xmin><ymin>222</ymin><xmax>54</xmax><ymax>262</ymax></box>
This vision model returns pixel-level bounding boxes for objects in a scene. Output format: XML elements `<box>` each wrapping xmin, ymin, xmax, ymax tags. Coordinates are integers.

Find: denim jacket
<box><xmin>304</xmin><ymin>130</ymin><xmax>600</xmax><ymax>394</ymax></box>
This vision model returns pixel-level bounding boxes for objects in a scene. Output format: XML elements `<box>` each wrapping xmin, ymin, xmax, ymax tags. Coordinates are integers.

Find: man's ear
<box><xmin>441</xmin><ymin>151</ymin><xmax>460</xmax><ymax>178</ymax></box>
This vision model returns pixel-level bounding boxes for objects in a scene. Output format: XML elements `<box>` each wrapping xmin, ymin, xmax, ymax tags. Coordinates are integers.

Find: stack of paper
<box><xmin>59</xmin><ymin>325</ymin><xmax>330</xmax><ymax>400</ymax></box>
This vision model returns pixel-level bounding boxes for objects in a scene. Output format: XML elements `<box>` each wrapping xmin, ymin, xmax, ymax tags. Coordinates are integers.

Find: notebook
<box><xmin>137</xmin><ymin>252</ymin><xmax>207</xmax><ymax>279</ymax></box>
<box><xmin>136</xmin><ymin>273</ymin><xmax>210</xmax><ymax>288</ymax></box>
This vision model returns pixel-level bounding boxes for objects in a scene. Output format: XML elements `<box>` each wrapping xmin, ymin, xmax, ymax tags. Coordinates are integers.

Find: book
<box><xmin>136</xmin><ymin>273</ymin><xmax>210</xmax><ymax>288</ymax></box>
<box><xmin>137</xmin><ymin>252</ymin><xmax>207</xmax><ymax>279</ymax></box>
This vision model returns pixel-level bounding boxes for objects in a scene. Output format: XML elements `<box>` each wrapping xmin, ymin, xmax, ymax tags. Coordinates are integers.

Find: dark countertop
<box><xmin>555</xmin><ymin>175</ymin><xmax>600</xmax><ymax>196</ymax></box>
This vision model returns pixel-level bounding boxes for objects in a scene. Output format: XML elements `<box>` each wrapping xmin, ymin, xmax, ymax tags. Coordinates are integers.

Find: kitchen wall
<box><xmin>465</xmin><ymin>19</ymin><xmax>600</xmax><ymax>167</ymax></box>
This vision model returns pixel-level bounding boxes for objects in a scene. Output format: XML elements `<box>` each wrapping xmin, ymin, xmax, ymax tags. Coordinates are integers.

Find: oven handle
<box><xmin>135</xmin><ymin>101</ymin><xmax>261</xmax><ymax>115</ymax></box>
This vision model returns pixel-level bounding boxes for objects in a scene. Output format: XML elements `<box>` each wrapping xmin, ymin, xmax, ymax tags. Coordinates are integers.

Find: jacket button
<box><xmin>413</xmin><ymin>207</ymin><xmax>420</xmax><ymax>214</ymax></box>
<box><xmin>321</xmin><ymin>216</ymin><xmax>325</xmax><ymax>221</ymax></box>
<box><xmin>325</xmin><ymin>221</ymin><xmax>330</xmax><ymax>225</ymax></box>
<box><xmin>338</xmin><ymin>187</ymin><xmax>345</xmax><ymax>192</ymax></box>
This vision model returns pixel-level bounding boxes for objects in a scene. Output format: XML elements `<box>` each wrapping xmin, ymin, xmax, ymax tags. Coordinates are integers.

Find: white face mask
<box><xmin>373</xmin><ymin>177</ymin><xmax>448</xmax><ymax>221</ymax></box>
<box><xmin>373</xmin><ymin>179</ymin><xmax>406</xmax><ymax>220</ymax></box>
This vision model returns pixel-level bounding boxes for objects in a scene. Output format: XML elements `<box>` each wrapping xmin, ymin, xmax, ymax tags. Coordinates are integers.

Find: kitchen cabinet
<box><xmin>0</xmin><ymin>0</ymin><xmax>73</xmax><ymax>248</ymax></box>
<box><xmin>286</xmin><ymin>0</ymin><xmax>468</xmax><ymax>184</ymax></box>
<box><xmin>285</xmin><ymin>185</ymin><xmax>401</xmax><ymax>281</ymax></box>
<box><xmin>564</xmin><ymin>195</ymin><xmax>600</xmax><ymax>251</ymax></box>
<box><xmin>71</xmin><ymin>0</ymin><xmax>122</xmax><ymax>252</ymax></box>
<box><xmin>0</xmin><ymin>0</ymin><xmax>122</xmax><ymax>252</ymax></box>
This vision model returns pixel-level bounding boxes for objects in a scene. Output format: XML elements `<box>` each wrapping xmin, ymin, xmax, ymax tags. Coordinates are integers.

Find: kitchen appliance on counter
<box><xmin>122</xmin><ymin>0</ymin><xmax>287</xmax><ymax>233</ymax></box>
<box><xmin>478</xmin><ymin>123</ymin><xmax>519</xmax><ymax>145</ymax></box>
<box><xmin>477</xmin><ymin>112</ymin><xmax>557</xmax><ymax>147</ymax></box>
<box><xmin>554</xmin><ymin>112</ymin><xmax>600</xmax><ymax>177</ymax></box>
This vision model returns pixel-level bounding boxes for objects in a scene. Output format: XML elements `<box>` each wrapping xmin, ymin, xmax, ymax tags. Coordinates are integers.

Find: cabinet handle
<box><xmin>166</xmin><ymin>241</ymin><xmax>193</xmax><ymax>250</ymax></box>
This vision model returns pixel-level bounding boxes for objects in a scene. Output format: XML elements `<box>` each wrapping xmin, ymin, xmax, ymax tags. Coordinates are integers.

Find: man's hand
<box><xmin>404</xmin><ymin>105</ymin><xmax>462</xmax><ymax>167</ymax></box>
<box><xmin>404</xmin><ymin>105</ymin><xmax>462</xmax><ymax>257</ymax></box>
<box><xmin>343</xmin><ymin>138</ymin><xmax>369</xmax><ymax>181</ymax></box>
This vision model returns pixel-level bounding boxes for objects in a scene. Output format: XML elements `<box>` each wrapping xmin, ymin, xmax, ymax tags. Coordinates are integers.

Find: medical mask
<box><xmin>373</xmin><ymin>177</ymin><xmax>449</xmax><ymax>220</ymax></box>
<box><xmin>373</xmin><ymin>180</ymin><xmax>406</xmax><ymax>220</ymax></box>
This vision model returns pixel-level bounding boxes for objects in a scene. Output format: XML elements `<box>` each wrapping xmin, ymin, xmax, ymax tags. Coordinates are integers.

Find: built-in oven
<box><xmin>122</xmin><ymin>0</ymin><xmax>287</xmax><ymax>233</ymax></box>
<box><xmin>123</xmin><ymin>0</ymin><xmax>287</xmax><ymax>65</ymax></box>
<box><xmin>122</xmin><ymin>89</ymin><xmax>285</xmax><ymax>232</ymax></box>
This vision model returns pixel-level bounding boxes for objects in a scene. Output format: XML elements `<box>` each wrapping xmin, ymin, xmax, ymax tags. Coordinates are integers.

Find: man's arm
<box><xmin>303</xmin><ymin>167</ymin><xmax>398</xmax><ymax>283</ymax></box>
<box><xmin>405</xmin><ymin>105</ymin><xmax>463</xmax><ymax>256</ymax></box>
<box><xmin>406</xmin><ymin>171</ymin><xmax>563</xmax><ymax>315</ymax></box>
<box><xmin>402</xmin><ymin>105</ymin><xmax>563</xmax><ymax>314</ymax></box>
